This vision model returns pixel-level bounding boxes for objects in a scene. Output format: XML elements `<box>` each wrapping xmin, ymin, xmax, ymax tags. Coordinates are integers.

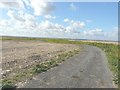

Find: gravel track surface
<box><xmin>23</xmin><ymin>45</ymin><xmax>114</xmax><ymax>88</ymax></box>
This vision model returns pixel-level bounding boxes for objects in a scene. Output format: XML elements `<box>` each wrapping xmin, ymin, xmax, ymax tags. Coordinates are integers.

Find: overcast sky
<box><xmin>0</xmin><ymin>0</ymin><xmax>118</xmax><ymax>41</ymax></box>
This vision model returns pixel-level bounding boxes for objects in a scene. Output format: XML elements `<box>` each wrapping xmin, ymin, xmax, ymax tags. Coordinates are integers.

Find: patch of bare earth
<box><xmin>2</xmin><ymin>40</ymin><xmax>80</xmax><ymax>82</ymax></box>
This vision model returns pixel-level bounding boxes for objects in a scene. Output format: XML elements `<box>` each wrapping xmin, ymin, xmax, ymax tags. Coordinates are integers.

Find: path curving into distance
<box><xmin>23</xmin><ymin>45</ymin><xmax>114</xmax><ymax>88</ymax></box>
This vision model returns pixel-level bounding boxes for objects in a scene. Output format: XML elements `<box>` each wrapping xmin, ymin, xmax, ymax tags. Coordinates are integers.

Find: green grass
<box><xmin>33</xmin><ymin>49</ymin><xmax>80</xmax><ymax>73</ymax></box>
<box><xmin>1</xmin><ymin>79</ymin><xmax>16</xmax><ymax>89</ymax></box>
<box><xmin>1</xmin><ymin>36</ymin><xmax>42</xmax><ymax>41</ymax></box>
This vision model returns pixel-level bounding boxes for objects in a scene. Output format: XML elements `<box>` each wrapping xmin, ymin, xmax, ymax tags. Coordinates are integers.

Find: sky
<box><xmin>0</xmin><ymin>0</ymin><xmax>118</xmax><ymax>41</ymax></box>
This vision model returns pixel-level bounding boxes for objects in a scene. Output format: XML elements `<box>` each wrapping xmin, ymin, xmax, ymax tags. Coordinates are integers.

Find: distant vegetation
<box><xmin>1</xmin><ymin>36</ymin><xmax>42</xmax><ymax>41</ymax></box>
<box><xmin>1</xmin><ymin>36</ymin><xmax>119</xmax><ymax>86</ymax></box>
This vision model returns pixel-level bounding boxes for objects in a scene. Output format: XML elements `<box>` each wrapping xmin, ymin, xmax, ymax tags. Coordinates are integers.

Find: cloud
<box><xmin>0</xmin><ymin>20</ymin><xmax>8</xmax><ymax>26</ymax></box>
<box><xmin>3</xmin><ymin>10</ymin><xmax>36</xmax><ymax>30</ymax></box>
<box><xmin>0</xmin><ymin>16</ymin><xmax>118</xmax><ymax>41</ymax></box>
<box><xmin>64</xmin><ymin>19</ymin><xmax>69</xmax><ymax>22</ymax></box>
<box><xmin>64</xmin><ymin>18</ymin><xmax>86</xmax><ymax>29</ymax></box>
<box><xmin>83</xmin><ymin>29</ymin><xmax>105</xmax><ymax>36</ymax></box>
<box><xmin>72</xmin><ymin>22</ymin><xmax>85</xmax><ymax>29</ymax></box>
<box><xmin>7</xmin><ymin>10</ymin><xmax>25</xmax><ymax>22</ymax></box>
<box><xmin>20</xmin><ymin>13</ymin><xmax>36</xmax><ymax>28</ymax></box>
<box><xmin>39</xmin><ymin>20</ymin><xmax>65</xmax><ymax>31</ymax></box>
<box><xmin>0</xmin><ymin>0</ymin><xmax>55</xmax><ymax>16</ymax></box>
<box><xmin>66</xmin><ymin>26</ymin><xmax>80</xmax><ymax>33</ymax></box>
<box><xmin>25</xmin><ymin>13</ymin><xmax>35</xmax><ymax>21</ymax></box>
<box><xmin>70</xmin><ymin>3</ymin><xmax>77</xmax><ymax>11</ymax></box>
<box><xmin>38</xmin><ymin>20</ymin><xmax>81</xmax><ymax>34</ymax></box>
<box><xmin>44</xmin><ymin>15</ymin><xmax>56</xmax><ymax>19</ymax></box>
<box><xmin>30</xmin><ymin>0</ymin><xmax>55</xmax><ymax>16</ymax></box>
<box><xmin>105</xmin><ymin>27</ymin><xmax>118</xmax><ymax>41</ymax></box>
<box><xmin>22</xmin><ymin>0</ymin><xmax>30</xmax><ymax>7</ymax></box>
<box><xmin>0</xmin><ymin>17</ymin><xmax>81</xmax><ymax>38</ymax></box>
<box><xmin>81</xmin><ymin>27</ymin><xmax>118</xmax><ymax>41</ymax></box>
<box><xmin>0</xmin><ymin>0</ymin><xmax>25</xmax><ymax>9</ymax></box>
<box><xmin>64</xmin><ymin>19</ymin><xmax>86</xmax><ymax>29</ymax></box>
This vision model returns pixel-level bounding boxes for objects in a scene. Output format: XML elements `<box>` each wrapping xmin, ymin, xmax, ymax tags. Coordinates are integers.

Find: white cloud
<box><xmin>0</xmin><ymin>0</ymin><xmax>55</xmax><ymax>16</ymax></box>
<box><xmin>44</xmin><ymin>15</ymin><xmax>56</xmax><ymax>19</ymax></box>
<box><xmin>66</xmin><ymin>26</ymin><xmax>80</xmax><ymax>33</ymax></box>
<box><xmin>3</xmin><ymin>10</ymin><xmax>36</xmax><ymax>30</ymax></box>
<box><xmin>7</xmin><ymin>10</ymin><xmax>35</xmax><ymax>28</ymax></box>
<box><xmin>66</xmin><ymin>26</ymin><xmax>72</xmax><ymax>33</ymax></box>
<box><xmin>83</xmin><ymin>29</ymin><xmax>104</xmax><ymax>36</ymax></box>
<box><xmin>20</xmin><ymin>13</ymin><xmax>36</xmax><ymax>28</ymax></box>
<box><xmin>72</xmin><ymin>22</ymin><xmax>85</xmax><ymax>29</ymax></box>
<box><xmin>64</xmin><ymin>19</ymin><xmax>86</xmax><ymax>29</ymax></box>
<box><xmin>105</xmin><ymin>27</ymin><xmax>118</xmax><ymax>41</ymax></box>
<box><xmin>0</xmin><ymin>20</ymin><xmax>7</xmax><ymax>26</ymax></box>
<box><xmin>22</xmin><ymin>0</ymin><xmax>30</xmax><ymax>7</ymax></box>
<box><xmin>30</xmin><ymin>0</ymin><xmax>55</xmax><ymax>16</ymax></box>
<box><xmin>81</xmin><ymin>27</ymin><xmax>118</xmax><ymax>41</ymax></box>
<box><xmin>39</xmin><ymin>20</ymin><xmax>65</xmax><ymax>31</ymax></box>
<box><xmin>0</xmin><ymin>16</ymin><xmax>118</xmax><ymax>41</ymax></box>
<box><xmin>70</xmin><ymin>3</ymin><xmax>77</xmax><ymax>11</ymax></box>
<box><xmin>64</xmin><ymin>19</ymin><xmax>69</xmax><ymax>22</ymax></box>
<box><xmin>64</xmin><ymin>19</ymin><xmax>85</xmax><ymax>29</ymax></box>
<box><xmin>7</xmin><ymin>10</ymin><xmax>25</xmax><ymax>22</ymax></box>
<box><xmin>38</xmin><ymin>20</ymin><xmax>81</xmax><ymax>34</ymax></box>
<box><xmin>80</xmin><ymin>22</ymin><xmax>85</xmax><ymax>28</ymax></box>
<box><xmin>0</xmin><ymin>17</ymin><xmax>81</xmax><ymax>38</ymax></box>
<box><xmin>0</xmin><ymin>0</ymin><xmax>25</xmax><ymax>9</ymax></box>
<box><xmin>25</xmin><ymin>13</ymin><xmax>35</xmax><ymax>21</ymax></box>
<box><xmin>7</xmin><ymin>10</ymin><xmax>14</xmax><ymax>19</ymax></box>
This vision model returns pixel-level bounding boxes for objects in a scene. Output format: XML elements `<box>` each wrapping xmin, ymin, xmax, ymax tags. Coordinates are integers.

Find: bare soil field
<box><xmin>1</xmin><ymin>40</ymin><xmax>80</xmax><ymax>82</ymax></box>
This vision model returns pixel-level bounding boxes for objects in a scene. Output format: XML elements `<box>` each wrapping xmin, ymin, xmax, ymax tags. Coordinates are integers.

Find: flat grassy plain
<box><xmin>1</xmin><ymin>36</ymin><xmax>119</xmax><ymax>88</ymax></box>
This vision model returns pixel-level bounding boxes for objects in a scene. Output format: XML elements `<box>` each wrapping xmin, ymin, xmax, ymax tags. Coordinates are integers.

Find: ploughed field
<box><xmin>2</xmin><ymin>40</ymin><xmax>80</xmax><ymax>82</ymax></box>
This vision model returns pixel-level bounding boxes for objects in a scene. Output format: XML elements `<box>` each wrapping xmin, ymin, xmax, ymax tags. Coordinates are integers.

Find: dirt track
<box><xmin>23</xmin><ymin>45</ymin><xmax>114</xmax><ymax>88</ymax></box>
